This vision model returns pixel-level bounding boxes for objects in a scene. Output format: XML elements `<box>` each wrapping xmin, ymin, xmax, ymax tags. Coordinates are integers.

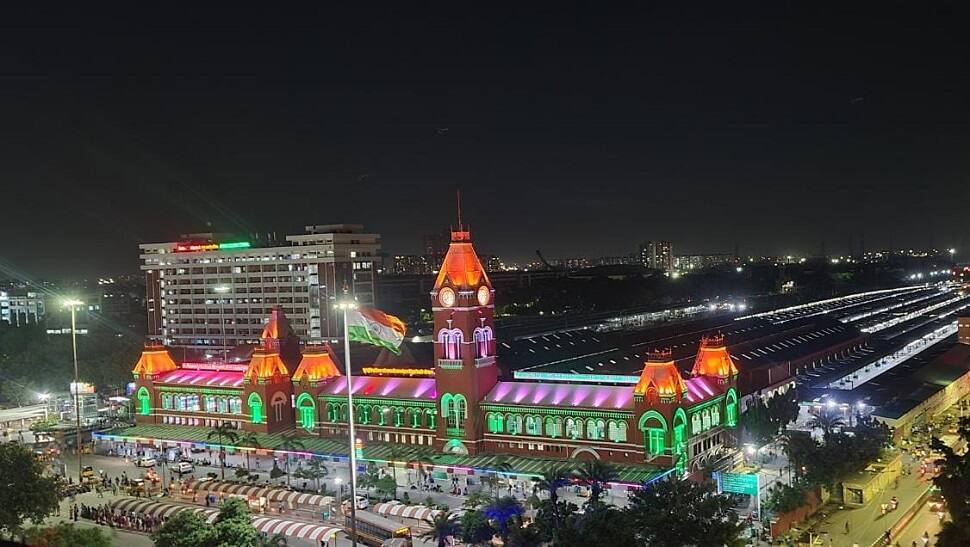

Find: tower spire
<box><xmin>456</xmin><ymin>189</ymin><xmax>463</xmax><ymax>231</ymax></box>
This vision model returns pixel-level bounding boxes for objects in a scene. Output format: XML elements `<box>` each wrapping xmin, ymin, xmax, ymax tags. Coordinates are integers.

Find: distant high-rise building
<box><xmin>0</xmin><ymin>290</ymin><xmax>46</xmax><ymax>326</ymax></box>
<box><xmin>674</xmin><ymin>254</ymin><xmax>735</xmax><ymax>271</ymax></box>
<box><xmin>423</xmin><ymin>229</ymin><xmax>451</xmax><ymax>271</ymax></box>
<box><xmin>389</xmin><ymin>254</ymin><xmax>432</xmax><ymax>275</ymax></box>
<box><xmin>639</xmin><ymin>241</ymin><xmax>673</xmax><ymax>271</ymax></box>
<box><xmin>139</xmin><ymin>224</ymin><xmax>381</xmax><ymax>350</ymax></box>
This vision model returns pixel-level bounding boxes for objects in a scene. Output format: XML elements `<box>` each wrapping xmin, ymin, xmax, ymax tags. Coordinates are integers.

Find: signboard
<box><xmin>715</xmin><ymin>471</ymin><xmax>759</xmax><ymax>496</ymax></box>
<box><xmin>174</xmin><ymin>241</ymin><xmax>251</xmax><ymax>252</ymax></box>
<box><xmin>181</xmin><ymin>362</ymin><xmax>249</xmax><ymax>372</ymax></box>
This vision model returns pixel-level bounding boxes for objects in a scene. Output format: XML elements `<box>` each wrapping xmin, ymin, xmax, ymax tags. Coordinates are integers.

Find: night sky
<box><xmin>2</xmin><ymin>5</ymin><xmax>968</xmax><ymax>278</ymax></box>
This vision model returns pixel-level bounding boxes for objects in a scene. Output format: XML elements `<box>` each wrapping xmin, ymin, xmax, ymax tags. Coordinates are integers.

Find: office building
<box><xmin>139</xmin><ymin>224</ymin><xmax>381</xmax><ymax>350</ymax></box>
<box><xmin>0</xmin><ymin>290</ymin><xmax>46</xmax><ymax>326</ymax></box>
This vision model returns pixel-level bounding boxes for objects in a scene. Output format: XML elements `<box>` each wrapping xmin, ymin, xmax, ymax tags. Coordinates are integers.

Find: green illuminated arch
<box><xmin>440</xmin><ymin>393</ymin><xmax>453</xmax><ymax>418</ymax></box>
<box><xmin>725</xmin><ymin>388</ymin><xmax>738</xmax><ymax>428</ymax></box>
<box><xmin>296</xmin><ymin>392</ymin><xmax>315</xmax><ymax>430</ymax></box>
<box><xmin>247</xmin><ymin>392</ymin><xmax>264</xmax><ymax>424</ymax></box>
<box><xmin>673</xmin><ymin>408</ymin><xmax>688</xmax><ymax>461</ymax></box>
<box><xmin>137</xmin><ymin>387</ymin><xmax>151</xmax><ymax>415</ymax></box>
<box><xmin>639</xmin><ymin>410</ymin><xmax>668</xmax><ymax>456</ymax></box>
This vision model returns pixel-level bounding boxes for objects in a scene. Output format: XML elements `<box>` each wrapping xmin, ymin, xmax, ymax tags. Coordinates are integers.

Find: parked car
<box><xmin>170</xmin><ymin>461</ymin><xmax>194</xmax><ymax>474</ymax></box>
<box><xmin>134</xmin><ymin>457</ymin><xmax>157</xmax><ymax>468</ymax></box>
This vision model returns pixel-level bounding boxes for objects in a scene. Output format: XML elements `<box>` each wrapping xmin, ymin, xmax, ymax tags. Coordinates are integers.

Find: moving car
<box><xmin>170</xmin><ymin>461</ymin><xmax>194</xmax><ymax>474</ymax></box>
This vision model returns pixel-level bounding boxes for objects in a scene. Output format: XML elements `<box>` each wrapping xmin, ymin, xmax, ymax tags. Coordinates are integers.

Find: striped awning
<box><xmin>187</xmin><ymin>479</ymin><xmax>333</xmax><ymax>507</ymax></box>
<box><xmin>372</xmin><ymin>502</ymin><xmax>442</xmax><ymax>521</ymax></box>
<box><xmin>251</xmin><ymin>516</ymin><xmax>340</xmax><ymax>542</ymax></box>
<box><xmin>109</xmin><ymin>498</ymin><xmax>219</xmax><ymax>524</ymax></box>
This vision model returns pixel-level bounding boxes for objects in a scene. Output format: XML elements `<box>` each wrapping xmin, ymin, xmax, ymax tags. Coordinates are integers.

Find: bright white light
<box><xmin>745</xmin><ymin>445</ymin><xmax>757</xmax><ymax>455</ymax></box>
<box><xmin>738</xmin><ymin>303</ymin><xmax>747</xmax><ymax>311</ymax></box>
<box><xmin>856</xmin><ymin>401</ymin><xmax>866</xmax><ymax>409</ymax></box>
<box><xmin>736</xmin><ymin>266</ymin><xmax>743</xmax><ymax>273</ymax></box>
<box><xmin>825</xmin><ymin>399</ymin><xmax>836</xmax><ymax>409</ymax></box>
<box><xmin>949</xmin><ymin>248</ymin><xmax>956</xmax><ymax>255</ymax></box>
<box><xmin>708</xmin><ymin>304</ymin><xmax>717</xmax><ymax>312</ymax></box>
<box><xmin>38</xmin><ymin>393</ymin><xmax>50</xmax><ymax>401</ymax></box>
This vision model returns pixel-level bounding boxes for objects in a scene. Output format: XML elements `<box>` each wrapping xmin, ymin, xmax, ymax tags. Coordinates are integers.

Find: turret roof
<box><xmin>433</xmin><ymin>230</ymin><xmax>491</xmax><ymax>290</ymax></box>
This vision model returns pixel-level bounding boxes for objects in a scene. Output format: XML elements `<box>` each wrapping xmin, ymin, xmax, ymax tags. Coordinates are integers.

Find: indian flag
<box><xmin>346</xmin><ymin>307</ymin><xmax>407</xmax><ymax>355</ymax></box>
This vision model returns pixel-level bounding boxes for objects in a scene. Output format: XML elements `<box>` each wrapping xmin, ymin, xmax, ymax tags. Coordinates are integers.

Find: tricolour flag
<box><xmin>346</xmin><ymin>307</ymin><xmax>407</xmax><ymax>355</ymax></box>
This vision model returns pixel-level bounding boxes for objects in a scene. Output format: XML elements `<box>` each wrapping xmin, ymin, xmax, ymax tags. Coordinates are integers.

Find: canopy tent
<box><xmin>186</xmin><ymin>479</ymin><xmax>333</xmax><ymax>508</ymax></box>
<box><xmin>109</xmin><ymin>498</ymin><xmax>219</xmax><ymax>524</ymax></box>
<box><xmin>372</xmin><ymin>502</ymin><xmax>442</xmax><ymax>522</ymax></box>
<box><xmin>251</xmin><ymin>517</ymin><xmax>340</xmax><ymax>542</ymax></box>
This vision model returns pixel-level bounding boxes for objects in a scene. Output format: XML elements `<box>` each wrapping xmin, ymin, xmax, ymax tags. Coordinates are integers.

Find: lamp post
<box><xmin>63</xmin><ymin>299</ymin><xmax>84</xmax><ymax>483</ymax></box>
<box><xmin>335</xmin><ymin>298</ymin><xmax>360</xmax><ymax>547</ymax></box>
<box><xmin>213</xmin><ymin>286</ymin><xmax>230</xmax><ymax>362</ymax></box>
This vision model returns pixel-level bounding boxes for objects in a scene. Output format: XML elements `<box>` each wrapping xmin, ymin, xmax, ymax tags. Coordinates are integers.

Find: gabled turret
<box><xmin>634</xmin><ymin>349</ymin><xmax>687</xmax><ymax>404</ymax></box>
<box><xmin>132</xmin><ymin>343</ymin><xmax>177</xmax><ymax>379</ymax></box>
<box><xmin>691</xmin><ymin>333</ymin><xmax>738</xmax><ymax>383</ymax></box>
<box><xmin>293</xmin><ymin>343</ymin><xmax>341</xmax><ymax>384</ymax></box>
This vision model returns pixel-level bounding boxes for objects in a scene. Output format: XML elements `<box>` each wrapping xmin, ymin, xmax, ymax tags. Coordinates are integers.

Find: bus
<box><xmin>345</xmin><ymin>510</ymin><xmax>412</xmax><ymax>547</ymax></box>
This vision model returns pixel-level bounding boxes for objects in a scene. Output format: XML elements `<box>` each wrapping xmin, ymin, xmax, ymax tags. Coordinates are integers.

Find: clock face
<box><xmin>477</xmin><ymin>285</ymin><xmax>490</xmax><ymax>306</ymax></box>
<box><xmin>439</xmin><ymin>287</ymin><xmax>456</xmax><ymax>308</ymax></box>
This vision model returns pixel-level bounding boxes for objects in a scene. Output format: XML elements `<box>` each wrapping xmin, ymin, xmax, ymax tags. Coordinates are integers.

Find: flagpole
<box><xmin>339</xmin><ymin>300</ymin><xmax>359</xmax><ymax>547</ymax></box>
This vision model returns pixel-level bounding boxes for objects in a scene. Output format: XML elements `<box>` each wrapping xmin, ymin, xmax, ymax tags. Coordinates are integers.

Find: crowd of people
<box><xmin>74</xmin><ymin>502</ymin><xmax>167</xmax><ymax>533</ymax></box>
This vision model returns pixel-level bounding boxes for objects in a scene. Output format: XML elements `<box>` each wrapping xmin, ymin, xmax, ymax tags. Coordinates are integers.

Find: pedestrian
<box><xmin>845</xmin><ymin>521</ymin><xmax>850</xmax><ymax>534</ymax></box>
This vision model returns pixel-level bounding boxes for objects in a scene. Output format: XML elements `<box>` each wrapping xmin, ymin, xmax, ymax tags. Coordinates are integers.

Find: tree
<box><xmin>459</xmin><ymin>509</ymin><xmax>496</xmax><ymax>546</ymax></box>
<box><xmin>421</xmin><ymin>512</ymin><xmax>462</xmax><ymax>547</ymax></box>
<box><xmin>151</xmin><ymin>510</ymin><xmax>214</xmax><ymax>547</ymax></box>
<box><xmin>206</xmin><ymin>422</ymin><xmax>240</xmax><ymax>481</ymax></box>
<box><xmin>211</xmin><ymin>498</ymin><xmax>260</xmax><ymax>547</ymax></box>
<box><xmin>808</xmin><ymin>410</ymin><xmax>845</xmax><ymax>438</ymax></box>
<box><xmin>24</xmin><ymin>523</ymin><xmax>113</xmax><ymax>547</ymax></box>
<box><xmin>626</xmin><ymin>478</ymin><xmax>744</xmax><ymax>547</ymax></box>
<box><xmin>303</xmin><ymin>458</ymin><xmax>329</xmax><ymax>492</ymax></box>
<box><xmin>932</xmin><ymin>416</ymin><xmax>970</xmax><ymax>546</ymax></box>
<box><xmin>538</xmin><ymin>502</ymin><xmax>634</xmax><ymax>547</ymax></box>
<box><xmin>358</xmin><ymin>462</ymin><xmax>381</xmax><ymax>496</ymax></box>
<box><xmin>258</xmin><ymin>532</ymin><xmax>288</xmax><ymax>547</ymax></box>
<box><xmin>778</xmin><ymin>430</ymin><xmax>817</xmax><ymax>479</ymax></box>
<box><xmin>535</xmin><ymin>469</ymin><xmax>570</xmax><ymax>504</ymax></box>
<box><xmin>237</xmin><ymin>431</ymin><xmax>262</xmax><ymax>471</ymax></box>
<box><xmin>483</xmin><ymin>496</ymin><xmax>525</xmax><ymax>546</ymax></box>
<box><xmin>572</xmin><ymin>459</ymin><xmax>617</xmax><ymax>506</ymax></box>
<box><xmin>276</xmin><ymin>432</ymin><xmax>306</xmax><ymax>487</ymax></box>
<box><xmin>376</xmin><ymin>475</ymin><xmax>398</xmax><ymax>500</ymax></box>
<box><xmin>0</xmin><ymin>442</ymin><xmax>60</xmax><ymax>538</ymax></box>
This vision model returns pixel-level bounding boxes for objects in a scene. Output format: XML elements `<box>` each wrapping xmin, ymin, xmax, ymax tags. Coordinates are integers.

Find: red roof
<box><xmin>483</xmin><ymin>381</ymin><xmax>634</xmax><ymax>410</ymax></box>
<box><xmin>691</xmin><ymin>334</ymin><xmax>739</xmax><ymax>378</ymax></box>
<box><xmin>634</xmin><ymin>351</ymin><xmax>687</xmax><ymax>401</ymax></box>
<box><xmin>293</xmin><ymin>344</ymin><xmax>342</xmax><ymax>382</ymax></box>
<box><xmin>132</xmin><ymin>345</ymin><xmax>178</xmax><ymax>376</ymax></box>
<box><xmin>433</xmin><ymin>230</ymin><xmax>491</xmax><ymax>290</ymax></box>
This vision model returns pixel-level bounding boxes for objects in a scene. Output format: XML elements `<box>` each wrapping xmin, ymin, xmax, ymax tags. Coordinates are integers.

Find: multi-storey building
<box><xmin>139</xmin><ymin>224</ymin><xmax>380</xmax><ymax>350</ymax></box>
<box><xmin>0</xmin><ymin>290</ymin><xmax>46</xmax><ymax>326</ymax></box>
<box><xmin>639</xmin><ymin>241</ymin><xmax>673</xmax><ymax>271</ymax></box>
<box><xmin>127</xmin><ymin>223</ymin><xmax>738</xmax><ymax>475</ymax></box>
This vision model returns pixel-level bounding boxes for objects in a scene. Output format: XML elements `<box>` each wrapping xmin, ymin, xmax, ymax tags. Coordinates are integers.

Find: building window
<box><xmin>507</xmin><ymin>414</ymin><xmax>523</xmax><ymax>435</ymax></box>
<box><xmin>608</xmin><ymin>420</ymin><xmax>628</xmax><ymax>442</ymax></box>
<box><xmin>647</xmin><ymin>428</ymin><xmax>665</xmax><ymax>455</ymax></box>
<box><xmin>248</xmin><ymin>393</ymin><xmax>264</xmax><ymax>424</ymax></box>
<box><xmin>565</xmin><ymin>418</ymin><xmax>582</xmax><ymax>439</ymax></box>
<box><xmin>137</xmin><ymin>387</ymin><xmax>151</xmax><ymax>415</ymax></box>
<box><xmin>545</xmin><ymin>416</ymin><xmax>562</xmax><ymax>438</ymax></box>
<box><xmin>438</xmin><ymin>328</ymin><xmax>463</xmax><ymax>360</ymax></box>
<box><xmin>473</xmin><ymin>326</ymin><xmax>493</xmax><ymax>358</ymax></box>
<box><xmin>525</xmin><ymin>415</ymin><xmax>541</xmax><ymax>436</ymax></box>
<box><xmin>297</xmin><ymin>393</ymin><xmax>315</xmax><ymax>430</ymax></box>
<box><xmin>487</xmin><ymin>413</ymin><xmax>505</xmax><ymax>434</ymax></box>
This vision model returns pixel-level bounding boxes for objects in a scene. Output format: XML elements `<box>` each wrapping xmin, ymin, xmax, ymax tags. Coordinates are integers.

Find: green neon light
<box><xmin>480</xmin><ymin>404</ymin><xmax>633</xmax><ymax>419</ymax></box>
<box><xmin>219</xmin><ymin>241</ymin><xmax>251</xmax><ymax>250</ymax></box>
<box><xmin>137</xmin><ymin>387</ymin><xmax>151</xmax><ymax>416</ymax></box>
<box><xmin>321</xmin><ymin>396</ymin><xmax>435</xmax><ymax>409</ymax></box>
<box><xmin>512</xmin><ymin>371</ymin><xmax>640</xmax><ymax>384</ymax></box>
<box><xmin>248</xmin><ymin>393</ymin><xmax>264</xmax><ymax>424</ymax></box>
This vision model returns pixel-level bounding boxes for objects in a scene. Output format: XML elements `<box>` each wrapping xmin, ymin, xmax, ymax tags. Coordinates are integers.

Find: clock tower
<box><xmin>432</xmin><ymin>227</ymin><xmax>498</xmax><ymax>455</ymax></box>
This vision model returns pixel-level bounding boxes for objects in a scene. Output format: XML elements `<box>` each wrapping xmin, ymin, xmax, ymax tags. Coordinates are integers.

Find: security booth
<box><xmin>841</xmin><ymin>452</ymin><xmax>902</xmax><ymax>507</ymax></box>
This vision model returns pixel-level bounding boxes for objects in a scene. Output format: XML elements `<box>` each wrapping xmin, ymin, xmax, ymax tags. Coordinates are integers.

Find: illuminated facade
<box><xmin>139</xmin><ymin>224</ymin><xmax>381</xmax><ymax>349</ymax></box>
<box><xmin>132</xmin><ymin>226</ymin><xmax>737</xmax><ymax>472</ymax></box>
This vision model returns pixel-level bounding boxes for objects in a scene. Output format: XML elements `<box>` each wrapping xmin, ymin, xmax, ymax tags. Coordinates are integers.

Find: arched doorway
<box><xmin>442</xmin><ymin>439</ymin><xmax>469</xmax><ymax>456</ymax></box>
<box><xmin>569</xmin><ymin>447</ymin><xmax>600</xmax><ymax>460</ymax></box>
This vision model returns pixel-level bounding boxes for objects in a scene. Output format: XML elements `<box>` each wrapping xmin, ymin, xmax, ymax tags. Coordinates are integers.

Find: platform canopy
<box><xmin>372</xmin><ymin>502</ymin><xmax>442</xmax><ymax>522</ymax></box>
<box><xmin>109</xmin><ymin>498</ymin><xmax>219</xmax><ymax>523</ymax></box>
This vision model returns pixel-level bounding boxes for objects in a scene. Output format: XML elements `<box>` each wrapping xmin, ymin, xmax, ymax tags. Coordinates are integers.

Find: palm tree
<box><xmin>490</xmin><ymin>454</ymin><xmax>514</xmax><ymax>495</ymax></box>
<box><xmin>304</xmin><ymin>458</ymin><xmax>329</xmax><ymax>492</ymax></box>
<box><xmin>535</xmin><ymin>469</ymin><xmax>570</xmax><ymax>503</ymax></box>
<box><xmin>809</xmin><ymin>411</ymin><xmax>846</xmax><ymax>439</ymax></box>
<box><xmin>206</xmin><ymin>422</ymin><xmax>240</xmax><ymax>480</ymax></box>
<box><xmin>408</xmin><ymin>456</ymin><xmax>434</xmax><ymax>487</ymax></box>
<box><xmin>276</xmin><ymin>432</ymin><xmax>307</xmax><ymax>487</ymax></box>
<box><xmin>483</xmin><ymin>496</ymin><xmax>525</xmax><ymax>545</ymax></box>
<box><xmin>237</xmin><ymin>431</ymin><xmax>262</xmax><ymax>472</ymax></box>
<box><xmin>573</xmin><ymin>459</ymin><xmax>618</xmax><ymax>505</ymax></box>
<box><xmin>778</xmin><ymin>431</ymin><xmax>817</xmax><ymax>480</ymax></box>
<box><xmin>385</xmin><ymin>444</ymin><xmax>405</xmax><ymax>498</ymax></box>
<box><xmin>421</xmin><ymin>513</ymin><xmax>461</xmax><ymax>547</ymax></box>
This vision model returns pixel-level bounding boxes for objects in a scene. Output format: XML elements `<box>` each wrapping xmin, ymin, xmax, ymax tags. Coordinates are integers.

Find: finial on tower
<box><xmin>457</xmin><ymin>189</ymin><xmax>463</xmax><ymax>232</ymax></box>
<box><xmin>451</xmin><ymin>189</ymin><xmax>471</xmax><ymax>242</ymax></box>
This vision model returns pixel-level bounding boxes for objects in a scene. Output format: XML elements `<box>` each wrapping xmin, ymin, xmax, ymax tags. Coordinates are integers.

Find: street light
<box><xmin>63</xmin><ymin>298</ymin><xmax>84</xmax><ymax>483</ymax></box>
<box><xmin>334</xmin><ymin>298</ymin><xmax>360</xmax><ymax>547</ymax></box>
<box><xmin>38</xmin><ymin>393</ymin><xmax>50</xmax><ymax>422</ymax></box>
<box><xmin>213</xmin><ymin>286</ymin><xmax>231</xmax><ymax>362</ymax></box>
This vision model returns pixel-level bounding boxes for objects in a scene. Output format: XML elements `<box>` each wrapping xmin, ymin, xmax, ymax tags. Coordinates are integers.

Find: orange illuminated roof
<box><xmin>293</xmin><ymin>344</ymin><xmax>342</xmax><ymax>382</ymax></box>
<box><xmin>244</xmin><ymin>348</ymin><xmax>290</xmax><ymax>382</ymax></box>
<box><xmin>691</xmin><ymin>334</ymin><xmax>739</xmax><ymax>378</ymax></box>
<box><xmin>634</xmin><ymin>350</ymin><xmax>687</xmax><ymax>399</ymax></box>
<box><xmin>433</xmin><ymin>231</ymin><xmax>491</xmax><ymax>290</ymax></box>
<box><xmin>132</xmin><ymin>344</ymin><xmax>178</xmax><ymax>376</ymax></box>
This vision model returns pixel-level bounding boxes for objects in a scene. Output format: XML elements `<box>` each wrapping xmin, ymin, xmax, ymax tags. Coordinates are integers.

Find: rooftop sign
<box><xmin>174</xmin><ymin>241</ymin><xmax>251</xmax><ymax>252</ymax></box>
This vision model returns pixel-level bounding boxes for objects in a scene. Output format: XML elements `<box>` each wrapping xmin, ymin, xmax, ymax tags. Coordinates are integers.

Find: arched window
<box><xmin>161</xmin><ymin>393</ymin><xmax>172</xmax><ymax>410</ymax></box>
<box><xmin>473</xmin><ymin>326</ymin><xmax>494</xmax><ymax>358</ymax></box>
<box><xmin>247</xmin><ymin>392</ymin><xmax>264</xmax><ymax>424</ymax></box>
<box><xmin>691</xmin><ymin>413</ymin><xmax>702</xmax><ymax>435</ymax></box>
<box><xmin>545</xmin><ymin>416</ymin><xmax>562</xmax><ymax>438</ymax></box>
<box><xmin>340</xmin><ymin>403</ymin><xmax>349</xmax><ymax>422</ymax></box>
<box><xmin>702</xmin><ymin>409</ymin><xmax>711</xmax><ymax>431</ymax></box>
<box><xmin>217</xmin><ymin>396</ymin><xmax>229</xmax><ymax>414</ymax></box>
<box><xmin>271</xmin><ymin>392</ymin><xmax>287</xmax><ymax>422</ymax></box>
<box><xmin>639</xmin><ymin>411</ymin><xmax>668</xmax><ymax>456</ymax></box>
<box><xmin>394</xmin><ymin>407</ymin><xmax>404</xmax><ymax>427</ymax></box>
<box><xmin>137</xmin><ymin>387</ymin><xmax>151</xmax><ymax>415</ymax></box>
<box><xmin>565</xmin><ymin>418</ymin><xmax>582</xmax><ymax>439</ymax></box>
<box><xmin>608</xmin><ymin>420</ymin><xmax>628</xmax><ymax>442</ymax></box>
<box><xmin>297</xmin><ymin>393</ymin><xmax>315</xmax><ymax>430</ymax></box>
<box><xmin>725</xmin><ymin>388</ymin><xmax>738</xmax><ymax>427</ymax></box>
<box><xmin>487</xmin><ymin>412</ymin><xmax>504</xmax><ymax>434</ymax></box>
<box><xmin>438</xmin><ymin>329</ymin><xmax>463</xmax><ymax>360</ymax></box>
<box><xmin>525</xmin><ymin>415</ymin><xmax>541</xmax><ymax>436</ymax></box>
<box><xmin>426</xmin><ymin>408</ymin><xmax>437</xmax><ymax>429</ymax></box>
<box><xmin>229</xmin><ymin>397</ymin><xmax>241</xmax><ymax>414</ymax></box>
<box><xmin>456</xmin><ymin>396</ymin><xmax>467</xmax><ymax>422</ymax></box>
<box><xmin>710</xmin><ymin>405</ymin><xmax>720</xmax><ymax>427</ymax></box>
<box><xmin>507</xmin><ymin>414</ymin><xmax>523</xmax><ymax>435</ymax></box>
